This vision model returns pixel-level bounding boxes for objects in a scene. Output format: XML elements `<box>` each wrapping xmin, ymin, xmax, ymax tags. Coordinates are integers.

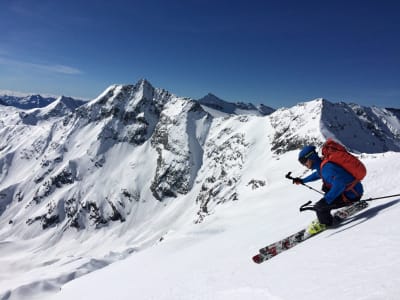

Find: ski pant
<box><xmin>314</xmin><ymin>196</ymin><xmax>361</xmax><ymax>226</ymax></box>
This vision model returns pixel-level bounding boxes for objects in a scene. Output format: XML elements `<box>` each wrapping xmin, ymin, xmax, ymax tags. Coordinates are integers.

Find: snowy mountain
<box><xmin>0</xmin><ymin>80</ymin><xmax>400</xmax><ymax>300</ymax></box>
<box><xmin>18</xmin><ymin>96</ymin><xmax>87</xmax><ymax>126</ymax></box>
<box><xmin>0</xmin><ymin>93</ymin><xmax>56</xmax><ymax>109</ymax></box>
<box><xmin>0</xmin><ymin>91</ymin><xmax>85</xmax><ymax>110</ymax></box>
<box><xmin>269</xmin><ymin>99</ymin><xmax>400</xmax><ymax>154</ymax></box>
<box><xmin>198</xmin><ymin>93</ymin><xmax>275</xmax><ymax>117</ymax></box>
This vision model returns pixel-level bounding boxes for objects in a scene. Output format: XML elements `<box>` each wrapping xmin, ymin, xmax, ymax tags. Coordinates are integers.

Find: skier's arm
<box><xmin>301</xmin><ymin>171</ymin><xmax>321</xmax><ymax>183</ymax></box>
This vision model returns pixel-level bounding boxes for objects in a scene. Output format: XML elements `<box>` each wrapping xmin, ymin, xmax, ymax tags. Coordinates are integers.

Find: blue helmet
<box><xmin>298</xmin><ymin>145</ymin><xmax>318</xmax><ymax>164</ymax></box>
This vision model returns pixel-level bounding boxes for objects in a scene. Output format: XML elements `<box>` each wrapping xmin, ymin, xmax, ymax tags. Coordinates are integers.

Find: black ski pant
<box><xmin>314</xmin><ymin>196</ymin><xmax>360</xmax><ymax>226</ymax></box>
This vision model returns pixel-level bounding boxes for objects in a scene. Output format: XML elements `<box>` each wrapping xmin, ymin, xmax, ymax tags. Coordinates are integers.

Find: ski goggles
<box><xmin>299</xmin><ymin>151</ymin><xmax>315</xmax><ymax>165</ymax></box>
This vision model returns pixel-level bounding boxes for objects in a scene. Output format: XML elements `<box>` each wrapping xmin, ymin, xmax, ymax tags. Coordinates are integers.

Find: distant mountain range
<box><xmin>0</xmin><ymin>89</ymin><xmax>274</xmax><ymax>116</ymax></box>
<box><xmin>0</xmin><ymin>93</ymin><xmax>57</xmax><ymax>109</ymax></box>
<box><xmin>197</xmin><ymin>93</ymin><xmax>275</xmax><ymax>116</ymax></box>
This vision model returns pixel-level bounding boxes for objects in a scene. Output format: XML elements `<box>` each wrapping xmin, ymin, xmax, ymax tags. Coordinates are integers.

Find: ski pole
<box><xmin>299</xmin><ymin>193</ymin><xmax>400</xmax><ymax>213</ymax></box>
<box><xmin>285</xmin><ymin>172</ymin><xmax>324</xmax><ymax>195</ymax></box>
<box><xmin>362</xmin><ymin>193</ymin><xmax>400</xmax><ymax>202</ymax></box>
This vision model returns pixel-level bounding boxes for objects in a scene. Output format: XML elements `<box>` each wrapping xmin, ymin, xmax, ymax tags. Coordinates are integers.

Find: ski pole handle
<box><xmin>286</xmin><ymin>171</ymin><xmax>324</xmax><ymax>195</ymax></box>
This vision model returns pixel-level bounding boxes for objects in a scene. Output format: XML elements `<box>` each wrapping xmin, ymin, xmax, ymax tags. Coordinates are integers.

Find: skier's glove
<box><xmin>292</xmin><ymin>177</ymin><xmax>303</xmax><ymax>185</ymax></box>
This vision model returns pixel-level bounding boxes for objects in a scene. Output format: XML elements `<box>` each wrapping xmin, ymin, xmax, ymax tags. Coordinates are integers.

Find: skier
<box><xmin>293</xmin><ymin>145</ymin><xmax>364</xmax><ymax>231</ymax></box>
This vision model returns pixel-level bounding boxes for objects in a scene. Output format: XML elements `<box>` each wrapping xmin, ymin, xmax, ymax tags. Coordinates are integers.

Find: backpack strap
<box><xmin>341</xmin><ymin>180</ymin><xmax>360</xmax><ymax>203</ymax></box>
<box><xmin>320</xmin><ymin>161</ymin><xmax>360</xmax><ymax>203</ymax></box>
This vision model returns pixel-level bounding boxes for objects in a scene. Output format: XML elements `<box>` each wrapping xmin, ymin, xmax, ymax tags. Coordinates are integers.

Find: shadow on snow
<box><xmin>328</xmin><ymin>198</ymin><xmax>400</xmax><ymax>236</ymax></box>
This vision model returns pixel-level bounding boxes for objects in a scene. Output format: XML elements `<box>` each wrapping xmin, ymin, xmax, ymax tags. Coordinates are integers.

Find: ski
<box><xmin>252</xmin><ymin>200</ymin><xmax>369</xmax><ymax>264</ymax></box>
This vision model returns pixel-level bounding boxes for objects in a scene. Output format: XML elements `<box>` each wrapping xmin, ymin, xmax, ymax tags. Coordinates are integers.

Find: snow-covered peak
<box><xmin>39</xmin><ymin>96</ymin><xmax>86</xmax><ymax>117</ymax></box>
<box><xmin>86</xmin><ymin>80</ymin><xmax>180</xmax><ymax>115</ymax></box>
<box><xmin>15</xmin><ymin>96</ymin><xmax>86</xmax><ymax>125</ymax></box>
<box><xmin>268</xmin><ymin>98</ymin><xmax>400</xmax><ymax>154</ymax></box>
<box><xmin>137</xmin><ymin>78</ymin><xmax>156</xmax><ymax>99</ymax></box>
<box><xmin>269</xmin><ymin>98</ymin><xmax>326</xmax><ymax>154</ymax></box>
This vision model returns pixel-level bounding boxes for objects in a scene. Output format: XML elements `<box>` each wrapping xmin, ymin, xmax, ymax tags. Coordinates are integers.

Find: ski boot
<box><xmin>307</xmin><ymin>220</ymin><xmax>327</xmax><ymax>235</ymax></box>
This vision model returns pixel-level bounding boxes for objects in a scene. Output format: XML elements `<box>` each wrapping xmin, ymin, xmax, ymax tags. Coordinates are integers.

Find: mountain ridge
<box><xmin>0</xmin><ymin>93</ymin><xmax>85</xmax><ymax>110</ymax></box>
<box><xmin>197</xmin><ymin>92</ymin><xmax>275</xmax><ymax>117</ymax></box>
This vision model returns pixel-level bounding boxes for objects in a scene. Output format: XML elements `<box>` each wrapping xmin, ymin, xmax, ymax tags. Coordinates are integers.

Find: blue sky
<box><xmin>0</xmin><ymin>0</ymin><xmax>399</xmax><ymax>108</ymax></box>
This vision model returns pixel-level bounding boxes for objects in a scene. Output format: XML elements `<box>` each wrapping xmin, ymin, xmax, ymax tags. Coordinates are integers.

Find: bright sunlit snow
<box><xmin>1</xmin><ymin>80</ymin><xmax>400</xmax><ymax>300</ymax></box>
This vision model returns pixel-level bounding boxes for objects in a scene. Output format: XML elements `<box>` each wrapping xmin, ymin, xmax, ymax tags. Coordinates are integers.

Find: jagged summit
<box><xmin>87</xmin><ymin>79</ymin><xmax>177</xmax><ymax>112</ymax></box>
<box><xmin>71</xmin><ymin>80</ymin><xmax>202</xmax><ymax>149</ymax></box>
<box><xmin>138</xmin><ymin>78</ymin><xmax>155</xmax><ymax>94</ymax></box>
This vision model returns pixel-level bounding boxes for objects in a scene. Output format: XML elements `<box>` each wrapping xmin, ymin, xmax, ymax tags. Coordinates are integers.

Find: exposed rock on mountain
<box><xmin>198</xmin><ymin>93</ymin><xmax>274</xmax><ymax>117</ymax></box>
<box><xmin>269</xmin><ymin>99</ymin><xmax>400</xmax><ymax>154</ymax></box>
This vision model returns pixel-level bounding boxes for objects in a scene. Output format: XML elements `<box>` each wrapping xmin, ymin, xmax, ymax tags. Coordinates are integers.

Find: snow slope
<box><xmin>0</xmin><ymin>80</ymin><xmax>400</xmax><ymax>300</ymax></box>
<box><xmin>45</xmin><ymin>152</ymin><xmax>400</xmax><ymax>300</ymax></box>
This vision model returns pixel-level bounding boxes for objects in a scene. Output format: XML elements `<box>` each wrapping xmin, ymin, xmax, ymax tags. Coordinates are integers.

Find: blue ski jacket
<box><xmin>302</xmin><ymin>158</ymin><xmax>364</xmax><ymax>204</ymax></box>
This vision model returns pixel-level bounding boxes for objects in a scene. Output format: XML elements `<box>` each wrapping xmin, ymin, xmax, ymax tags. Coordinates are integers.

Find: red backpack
<box><xmin>321</xmin><ymin>138</ymin><xmax>367</xmax><ymax>181</ymax></box>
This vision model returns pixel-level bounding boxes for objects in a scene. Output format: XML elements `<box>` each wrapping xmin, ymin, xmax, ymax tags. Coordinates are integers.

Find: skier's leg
<box><xmin>313</xmin><ymin>198</ymin><xmax>346</xmax><ymax>226</ymax></box>
<box><xmin>314</xmin><ymin>199</ymin><xmax>334</xmax><ymax>226</ymax></box>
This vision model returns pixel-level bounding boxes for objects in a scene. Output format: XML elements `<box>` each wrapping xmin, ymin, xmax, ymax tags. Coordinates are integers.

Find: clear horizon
<box><xmin>1</xmin><ymin>0</ymin><xmax>399</xmax><ymax>108</ymax></box>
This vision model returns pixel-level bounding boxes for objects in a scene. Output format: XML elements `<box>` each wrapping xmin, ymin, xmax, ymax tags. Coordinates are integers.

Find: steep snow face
<box><xmin>268</xmin><ymin>98</ymin><xmax>400</xmax><ymax>154</ymax></box>
<box><xmin>195</xmin><ymin>115</ymin><xmax>252</xmax><ymax>222</ymax></box>
<box><xmin>320</xmin><ymin>101</ymin><xmax>400</xmax><ymax>153</ymax></box>
<box><xmin>0</xmin><ymin>81</ymin><xmax>400</xmax><ymax>300</ymax></box>
<box><xmin>150</xmin><ymin>97</ymin><xmax>211</xmax><ymax>200</ymax></box>
<box><xmin>268</xmin><ymin>99</ymin><xmax>325</xmax><ymax>154</ymax></box>
<box><xmin>0</xmin><ymin>80</ymin><xmax>213</xmax><ymax>237</ymax></box>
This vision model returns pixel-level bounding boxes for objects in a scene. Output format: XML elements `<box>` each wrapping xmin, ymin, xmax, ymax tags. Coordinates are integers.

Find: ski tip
<box><xmin>252</xmin><ymin>254</ymin><xmax>263</xmax><ymax>264</ymax></box>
